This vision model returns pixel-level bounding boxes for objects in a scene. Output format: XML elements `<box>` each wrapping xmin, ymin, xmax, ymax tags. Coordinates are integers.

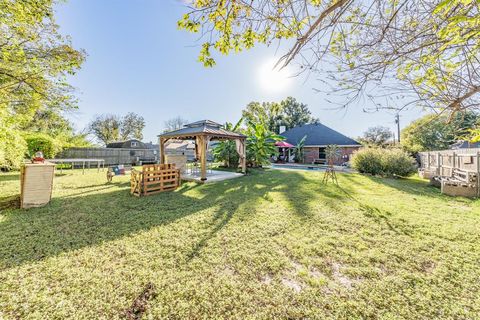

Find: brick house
<box><xmin>281</xmin><ymin>124</ymin><xmax>361</xmax><ymax>164</ymax></box>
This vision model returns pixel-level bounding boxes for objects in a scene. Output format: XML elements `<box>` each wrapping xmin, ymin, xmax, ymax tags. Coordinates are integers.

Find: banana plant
<box><xmin>293</xmin><ymin>135</ymin><xmax>307</xmax><ymax>163</ymax></box>
<box><xmin>213</xmin><ymin>118</ymin><xmax>243</xmax><ymax>167</ymax></box>
<box><xmin>245</xmin><ymin>119</ymin><xmax>284</xmax><ymax>167</ymax></box>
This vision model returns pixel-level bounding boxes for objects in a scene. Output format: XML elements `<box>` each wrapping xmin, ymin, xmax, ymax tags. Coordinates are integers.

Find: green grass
<box><xmin>0</xmin><ymin>168</ymin><xmax>479</xmax><ymax>319</ymax></box>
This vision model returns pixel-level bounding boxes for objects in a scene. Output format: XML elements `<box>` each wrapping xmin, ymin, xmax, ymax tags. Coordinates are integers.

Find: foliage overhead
<box><xmin>179</xmin><ymin>0</ymin><xmax>480</xmax><ymax>115</ymax></box>
<box><xmin>0</xmin><ymin>0</ymin><xmax>85</xmax><ymax>169</ymax></box>
<box><xmin>401</xmin><ymin>112</ymin><xmax>480</xmax><ymax>153</ymax></box>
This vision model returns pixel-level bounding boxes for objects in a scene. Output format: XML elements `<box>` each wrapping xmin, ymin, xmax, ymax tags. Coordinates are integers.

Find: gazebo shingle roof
<box><xmin>159</xmin><ymin>120</ymin><xmax>245</xmax><ymax>139</ymax></box>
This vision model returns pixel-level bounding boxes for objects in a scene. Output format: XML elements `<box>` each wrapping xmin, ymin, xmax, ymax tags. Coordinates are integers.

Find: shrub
<box><xmin>351</xmin><ymin>148</ymin><xmax>384</xmax><ymax>176</ymax></box>
<box><xmin>24</xmin><ymin>133</ymin><xmax>61</xmax><ymax>159</ymax></box>
<box><xmin>351</xmin><ymin>147</ymin><xmax>416</xmax><ymax>177</ymax></box>
<box><xmin>381</xmin><ymin>148</ymin><xmax>417</xmax><ymax>177</ymax></box>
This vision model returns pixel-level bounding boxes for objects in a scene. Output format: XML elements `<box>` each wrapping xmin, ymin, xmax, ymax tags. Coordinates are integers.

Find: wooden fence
<box><xmin>418</xmin><ymin>148</ymin><xmax>480</xmax><ymax>197</ymax></box>
<box><xmin>57</xmin><ymin>147</ymin><xmax>158</xmax><ymax>166</ymax></box>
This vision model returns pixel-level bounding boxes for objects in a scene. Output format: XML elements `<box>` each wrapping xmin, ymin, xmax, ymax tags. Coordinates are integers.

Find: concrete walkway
<box><xmin>182</xmin><ymin>170</ymin><xmax>244</xmax><ymax>183</ymax></box>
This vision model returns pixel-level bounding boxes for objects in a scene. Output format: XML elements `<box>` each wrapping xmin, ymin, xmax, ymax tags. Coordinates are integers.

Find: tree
<box><xmin>359</xmin><ymin>126</ymin><xmax>393</xmax><ymax>147</ymax></box>
<box><xmin>178</xmin><ymin>1</ymin><xmax>480</xmax><ymax>116</ymax></box>
<box><xmin>0</xmin><ymin>0</ymin><xmax>85</xmax><ymax>169</ymax></box>
<box><xmin>89</xmin><ymin>113</ymin><xmax>145</xmax><ymax>145</ymax></box>
<box><xmin>246</xmin><ymin>120</ymin><xmax>284</xmax><ymax>167</ymax></box>
<box><xmin>164</xmin><ymin>116</ymin><xmax>188</xmax><ymax>133</ymax></box>
<box><xmin>120</xmin><ymin>112</ymin><xmax>145</xmax><ymax>141</ymax></box>
<box><xmin>281</xmin><ymin>97</ymin><xmax>319</xmax><ymax>129</ymax></box>
<box><xmin>242</xmin><ymin>97</ymin><xmax>318</xmax><ymax>133</ymax></box>
<box><xmin>242</xmin><ymin>102</ymin><xmax>282</xmax><ymax>133</ymax></box>
<box><xmin>89</xmin><ymin>115</ymin><xmax>122</xmax><ymax>145</ymax></box>
<box><xmin>401</xmin><ymin>112</ymin><xmax>480</xmax><ymax>153</ymax></box>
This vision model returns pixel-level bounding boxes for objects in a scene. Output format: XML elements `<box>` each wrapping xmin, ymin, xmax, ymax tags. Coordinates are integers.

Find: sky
<box><xmin>55</xmin><ymin>0</ymin><xmax>425</xmax><ymax>144</ymax></box>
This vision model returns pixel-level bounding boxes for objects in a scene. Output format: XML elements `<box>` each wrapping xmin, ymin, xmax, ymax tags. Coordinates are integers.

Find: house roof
<box><xmin>106</xmin><ymin>139</ymin><xmax>145</xmax><ymax>148</ymax></box>
<box><xmin>282</xmin><ymin>124</ymin><xmax>361</xmax><ymax>147</ymax></box>
<box><xmin>159</xmin><ymin>120</ymin><xmax>245</xmax><ymax>140</ymax></box>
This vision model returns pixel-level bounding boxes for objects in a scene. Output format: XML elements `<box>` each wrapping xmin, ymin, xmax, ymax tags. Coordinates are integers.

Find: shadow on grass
<box><xmin>0</xmin><ymin>172</ymin><xmax>20</xmax><ymax>182</ymax></box>
<box><xmin>0</xmin><ymin>169</ymin><xmax>318</xmax><ymax>270</ymax></box>
<box><xmin>316</xmin><ymin>175</ymin><xmax>416</xmax><ymax>236</ymax></box>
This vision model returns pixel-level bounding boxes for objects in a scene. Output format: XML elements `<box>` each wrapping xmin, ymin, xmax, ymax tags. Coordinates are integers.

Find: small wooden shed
<box><xmin>20</xmin><ymin>162</ymin><xmax>55</xmax><ymax>209</ymax></box>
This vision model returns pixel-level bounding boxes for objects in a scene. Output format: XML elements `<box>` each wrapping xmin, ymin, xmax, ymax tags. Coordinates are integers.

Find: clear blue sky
<box><xmin>55</xmin><ymin>0</ymin><xmax>424</xmax><ymax>143</ymax></box>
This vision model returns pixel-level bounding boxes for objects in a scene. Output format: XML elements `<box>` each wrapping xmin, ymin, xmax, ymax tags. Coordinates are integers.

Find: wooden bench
<box><xmin>130</xmin><ymin>164</ymin><xmax>181</xmax><ymax>197</ymax></box>
<box><xmin>107</xmin><ymin>165</ymin><xmax>133</xmax><ymax>182</ymax></box>
<box><xmin>313</xmin><ymin>159</ymin><xmax>327</xmax><ymax>165</ymax></box>
<box><xmin>435</xmin><ymin>168</ymin><xmax>478</xmax><ymax>198</ymax></box>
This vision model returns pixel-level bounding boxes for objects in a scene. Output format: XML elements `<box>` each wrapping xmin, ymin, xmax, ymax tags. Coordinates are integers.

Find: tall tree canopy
<box><xmin>401</xmin><ymin>112</ymin><xmax>480</xmax><ymax>153</ymax></box>
<box><xmin>242</xmin><ymin>101</ymin><xmax>283</xmax><ymax>133</ymax></box>
<box><xmin>163</xmin><ymin>116</ymin><xmax>189</xmax><ymax>133</ymax></box>
<box><xmin>242</xmin><ymin>97</ymin><xmax>318</xmax><ymax>132</ymax></box>
<box><xmin>359</xmin><ymin>126</ymin><xmax>393</xmax><ymax>147</ymax></box>
<box><xmin>89</xmin><ymin>113</ymin><xmax>145</xmax><ymax>145</ymax></box>
<box><xmin>179</xmin><ymin>0</ymin><xmax>480</xmax><ymax>115</ymax></box>
<box><xmin>0</xmin><ymin>0</ymin><xmax>85</xmax><ymax>169</ymax></box>
<box><xmin>120</xmin><ymin>112</ymin><xmax>145</xmax><ymax>141</ymax></box>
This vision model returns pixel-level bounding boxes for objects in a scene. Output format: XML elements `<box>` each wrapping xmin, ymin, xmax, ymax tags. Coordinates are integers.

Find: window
<box><xmin>318</xmin><ymin>147</ymin><xmax>326</xmax><ymax>159</ymax></box>
<box><xmin>131</xmin><ymin>141</ymin><xmax>138</xmax><ymax>147</ymax></box>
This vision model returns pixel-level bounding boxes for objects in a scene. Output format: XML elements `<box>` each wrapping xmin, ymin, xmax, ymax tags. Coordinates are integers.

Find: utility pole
<box><xmin>395</xmin><ymin>114</ymin><xmax>400</xmax><ymax>143</ymax></box>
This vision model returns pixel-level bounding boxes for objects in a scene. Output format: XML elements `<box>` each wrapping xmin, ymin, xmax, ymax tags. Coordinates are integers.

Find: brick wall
<box><xmin>303</xmin><ymin>146</ymin><xmax>360</xmax><ymax>164</ymax></box>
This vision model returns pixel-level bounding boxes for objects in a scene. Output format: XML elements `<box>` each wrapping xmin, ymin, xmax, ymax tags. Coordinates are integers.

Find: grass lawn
<box><xmin>1</xmin><ymin>168</ymin><xmax>479</xmax><ymax>319</ymax></box>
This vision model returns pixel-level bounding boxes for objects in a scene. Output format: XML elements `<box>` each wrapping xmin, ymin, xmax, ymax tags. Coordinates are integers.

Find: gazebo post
<box><xmin>241</xmin><ymin>139</ymin><xmax>247</xmax><ymax>174</ymax></box>
<box><xmin>159</xmin><ymin>138</ymin><xmax>166</xmax><ymax>164</ymax></box>
<box><xmin>199</xmin><ymin>135</ymin><xmax>208</xmax><ymax>181</ymax></box>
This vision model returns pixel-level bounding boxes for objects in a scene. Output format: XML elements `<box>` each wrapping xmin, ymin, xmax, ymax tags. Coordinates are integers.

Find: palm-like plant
<box><xmin>246</xmin><ymin>119</ymin><xmax>284</xmax><ymax>167</ymax></box>
<box><xmin>213</xmin><ymin>118</ymin><xmax>243</xmax><ymax>167</ymax></box>
<box><xmin>293</xmin><ymin>135</ymin><xmax>307</xmax><ymax>163</ymax></box>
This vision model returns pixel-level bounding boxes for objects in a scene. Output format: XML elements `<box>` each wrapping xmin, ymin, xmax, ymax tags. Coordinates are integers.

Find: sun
<box><xmin>258</xmin><ymin>58</ymin><xmax>293</xmax><ymax>93</ymax></box>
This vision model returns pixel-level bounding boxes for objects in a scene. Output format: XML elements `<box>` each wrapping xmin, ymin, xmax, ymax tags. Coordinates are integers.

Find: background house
<box><xmin>106</xmin><ymin>139</ymin><xmax>146</xmax><ymax>149</ymax></box>
<box><xmin>281</xmin><ymin>124</ymin><xmax>361</xmax><ymax>164</ymax></box>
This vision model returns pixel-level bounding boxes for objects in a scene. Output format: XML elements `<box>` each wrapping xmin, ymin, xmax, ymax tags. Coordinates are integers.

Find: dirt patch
<box><xmin>260</xmin><ymin>274</ymin><xmax>273</xmax><ymax>285</ymax></box>
<box><xmin>331</xmin><ymin>262</ymin><xmax>355</xmax><ymax>290</ymax></box>
<box><xmin>420</xmin><ymin>260</ymin><xmax>436</xmax><ymax>274</ymax></box>
<box><xmin>124</xmin><ymin>282</ymin><xmax>157</xmax><ymax>320</ymax></box>
<box><xmin>281</xmin><ymin>277</ymin><xmax>302</xmax><ymax>293</ymax></box>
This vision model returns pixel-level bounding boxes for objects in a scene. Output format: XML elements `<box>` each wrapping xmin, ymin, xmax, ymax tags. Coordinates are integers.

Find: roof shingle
<box><xmin>282</xmin><ymin>124</ymin><xmax>360</xmax><ymax>146</ymax></box>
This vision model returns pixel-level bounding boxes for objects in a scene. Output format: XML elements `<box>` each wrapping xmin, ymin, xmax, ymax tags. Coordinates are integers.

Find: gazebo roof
<box><xmin>159</xmin><ymin>120</ymin><xmax>246</xmax><ymax>140</ymax></box>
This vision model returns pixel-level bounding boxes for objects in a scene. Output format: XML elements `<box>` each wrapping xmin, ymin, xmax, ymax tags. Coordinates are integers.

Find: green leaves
<box><xmin>0</xmin><ymin>0</ymin><xmax>86</xmax><ymax>169</ymax></box>
<box><xmin>246</xmin><ymin>119</ymin><xmax>284</xmax><ymax>166</ymax></box>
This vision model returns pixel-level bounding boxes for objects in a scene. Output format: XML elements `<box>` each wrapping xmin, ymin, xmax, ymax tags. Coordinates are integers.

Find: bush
<box><xmin>0</xmin><ymin>129</ymin><xmax>27</xmax><ymax>170</ymax></box>
<box><xmin>24</xmin><ymin>133</ymin><xmax>61</xmax><ymax>159</ymax></box>
<box><xmin>351</xmin><ymin>147</ymin><xmax>416</xmax><ymax>177</ymax></box>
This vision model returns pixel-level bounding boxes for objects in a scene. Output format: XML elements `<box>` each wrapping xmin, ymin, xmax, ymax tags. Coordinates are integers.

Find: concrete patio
<box><xmin>181</xmin><ymin>170</ymin><xmax>244</xmax><ymax>183</ymax></box>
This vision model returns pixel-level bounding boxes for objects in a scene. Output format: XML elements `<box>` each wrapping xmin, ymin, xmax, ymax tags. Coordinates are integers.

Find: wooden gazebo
<box><xmin>158</xmin><ymin>120</ymin><xmax>246</xmax><ymax>181</ymax></box>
